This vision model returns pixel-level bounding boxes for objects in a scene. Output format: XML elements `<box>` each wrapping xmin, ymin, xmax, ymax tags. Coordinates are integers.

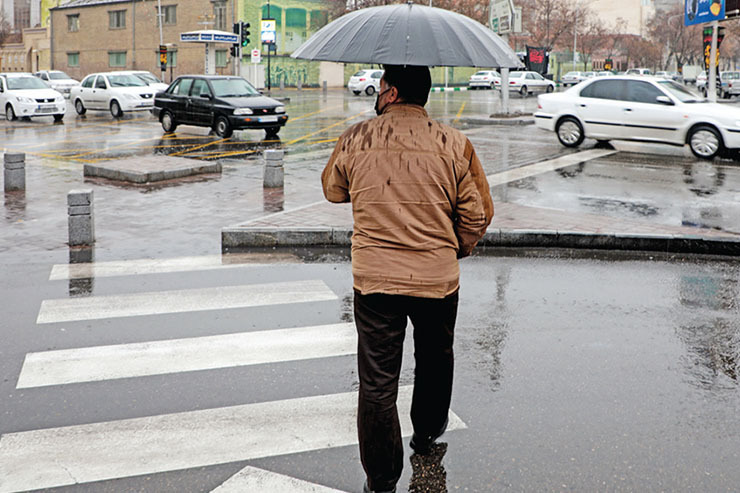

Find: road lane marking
<box><xmin>289</xmin><ymin>104</ymin><xmax>347</xmax><ymax>122</ymax></box>
<box><xmin>486</xmin><ymin>148</ymin><xmax>617</xmax><ymax>187</ymax></box>
<box><xmin>0</xmin><ymin>386</ymin><xmax>466</xmax><ymax>492</ymax></box>
<box><xmin>17</xmin><ymin>322</ymin><xmax>356</xmax><ymax>388</ymax></box>
<box><xmin>211</xmin><ymin>466</ymin><xmax>347</xmax><ymax>493</ymax></box>
<box><xmin>453</xmin><ymin>101</ymin><xmax>467</xmax><ymax>124</ymax></box>
<box><xmin>36</xmin><ymin>280</ymin><xmax>337</xmax><ymax>324</ymax></box>
<box><xmin>286</xmin><ymin>110</ymin><xmax>371</xmax><ymax>146</ymax></box>
<box><xmin>170</xmin><ymin>137</ymin><xmax>230</xmax><ymax>157</ymax></box>
<box><xmin>49</xmin><ymin>254</ymin><xmax>299</xmax><ymax>280</ymax></box>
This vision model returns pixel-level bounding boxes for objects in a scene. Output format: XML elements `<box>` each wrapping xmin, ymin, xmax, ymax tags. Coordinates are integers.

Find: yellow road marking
<box><xmin>192</xmin><ymin>149</ymin><xmax>259</xmax><ymax>159</ymax></box>
<box><xmin>289</xmin><ymin>104</ymin><xmax>346</xmax><ymax>122</ymax></box>
<box><xmin>69</xmin><ymin>136</ymin><xmax>162</xmax><ymax>158</ymax></box>
<box><xmin>310</xmin><ymin>138</ymin><xmax>339</xmax><ymax>145</ymax></box>
<box><xmin>286</xmin><ymin>110</ymin><xmax>370</xmax><ymax>146</ymax></box>
<box><xmin>170</xmin><ymin>137</ymin><xmax>230</xmax><ymax>157</ymax></box>
<box><xmin>453</xmin><ymin>101</ymin><xmax>466</xmax><ymax>124</ymax></box>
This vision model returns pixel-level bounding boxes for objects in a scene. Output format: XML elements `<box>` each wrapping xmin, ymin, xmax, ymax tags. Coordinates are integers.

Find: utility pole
<box><xmin>572</xmin><ymin>4</ymin><xmax>577</xmax><ymax>72</ymax></box>
<box><xmin>157</xmin><ymin>0</ymin><xmax>164</xmax><ymax>80</ymax></box>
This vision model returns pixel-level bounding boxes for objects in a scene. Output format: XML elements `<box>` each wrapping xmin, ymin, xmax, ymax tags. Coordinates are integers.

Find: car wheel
<box><xmin>352</xmin><ymin>91</ymin><xmax>361</xmax><ymax>96</ymax></box>
<box><xmin>161</xmin><ymin>111</ymin><xmax>177</xmax><ymax>133</ymax></box>
<box><xmin>53</xmin><ymin>114</ymin><xmax>64</xmax><ymax>122</ymax></box>
<box><xmin>74</xmin><ymin>99</ymin><xmax>86</xmax><ymax>115</ymax></box>
<box><xmin>110</xmin><ymin>100</ymin><xmax>123</xmax><ymax>118</ymax></box>
<box><xmin>556</xmin><ymin>117</ymin><xmax>585</xmax><ymax>148</ymax></box>
<box><xmin>214</xmin><ymin>115</ymin><xmax>233</xmax><ymax>138</ymax></box>
<box><xmin>689</xmin><ymin>125</ymin><xmax>723</xmax><ymax>159</ymax></box>
<box><xmin>265</xmin><ymin>126</ymin><xmax>280</xmax><ymax>138</ymax></box>
<box><xmin>365</xmin><ymin>85</ymin><xmax>376</xmax><ymax>96</ymax></box>
<box><xmin>520</xmin><ymin>85</ymin><xmax>528</xmax><ymax>97</ymax></box>
<box><xmin>489</xmin><ymin>83</ymin><xmax>494</xmax><ymax>89</ymax></box>
<box><xmin>700</xmin><ymin>87</ymin><xmax>707</xmax><ymax>97</ymax></box>
<box><xmin>546</xmin><ymin>84</ymin><xmax>554</xmax><ymax>93</ymax></box>
<box><xmin>5</xmin><ymin>104</ymin><xmax>16</xmax><ymax>121</ymax></box>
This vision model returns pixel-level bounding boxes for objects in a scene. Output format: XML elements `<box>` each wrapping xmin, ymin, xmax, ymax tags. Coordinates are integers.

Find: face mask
<box><xmin>374</xmin><ymin>87</ymin><xmax>392</xmax><ymax>116</ymax></box>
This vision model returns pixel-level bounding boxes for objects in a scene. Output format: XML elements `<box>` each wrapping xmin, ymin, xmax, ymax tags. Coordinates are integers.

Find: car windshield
<box><xmin>474</xmin><ymin>71</ymin><xmax>488</xmax><ymax>76</ymax></box>
<box><xmin>107</xmin><ymin>75</ymin><xmax>146</xmax><ymax>87</ymax></box>
<box><xmin>134</xmin><ymin>72</ymin><xmax>162</xmax><ymax>84</ymax></box>
<box><xmin>7</xmin><ymin>76</ymin><xmax>48</xmax><ymax>90</ymax></box>
<box><xmin>352</xmin><ymin>70</ymin><xmax>370</xmax><ymax>77</ymax></box>
<box><xmin>509</xmin><ymin>72</ymin><xmax>524</xmax><ymax>78</ymax></box>
<box><xmin>49</xmin><ymin>72</ymin><xmax>72</xmax><ymax>80</ymax></box>
<box><xmin>210</xmin><ymin>78</ymin><xmax>260</xmax><ymax>97</ymax></box>
<box><xmin>565</xmin><ymin>72</ymin><xmax>579</xmax><ymax>76</ymax></box>
<box><xmin>657</xmin><ymin>80</ymin><xmax>701</xmax><ymax>103</ymax></box>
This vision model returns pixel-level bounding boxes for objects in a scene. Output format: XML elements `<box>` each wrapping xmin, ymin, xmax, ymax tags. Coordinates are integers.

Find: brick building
<box><xmin>49</xmin><ymin>0</ymin><xmax>237</xmax><ymax>82</ymax></box>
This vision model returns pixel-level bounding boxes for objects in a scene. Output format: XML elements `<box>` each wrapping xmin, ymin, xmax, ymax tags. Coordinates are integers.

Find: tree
<box><xmin>514</xmin><ymin>0</ymin><xmax>578</xmax><ymax>52</ymax></box>
<box><xmin>0</xmin><ymin>11</ymin><xmax>10</xmax><ymax>47</ymax></box>
<box><xmin>571</xmin><ymin>12</ymin><xmax>606</xmax><ymax>70</ymax></box>
<box><xmin>647</xmin><ymin>5</ymin><xmax>703</xmax><ymax>70</ymax></box>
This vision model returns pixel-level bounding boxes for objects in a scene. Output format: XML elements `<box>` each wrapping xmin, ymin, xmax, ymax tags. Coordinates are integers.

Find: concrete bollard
<box><xmin>4</xmin><ymin>153</ymin><xmax>26</xmax><ymax>192</ymax></box>
<box><xmin>280</xmin><ymin>77</ymin><xmax>285</xmax><ymax>91</ymax></box>
<box><xmin>297</xmin><ymin>79</ymin><xmax>302</xmax><ymax>91</ymax></box>
<box><xmin>68</xmin><ymin>189</ymin><xmax>95</xmax><ymax>246</ymax></box>
<box><xmin>322</xmin><ymin>80</ymin><xmax>327</xmax><ymax>94</ymax></box>
<box><xmin>263</xmin><ymin>149</ymin><xmax>284</xmax><ymax>188</ymax></box>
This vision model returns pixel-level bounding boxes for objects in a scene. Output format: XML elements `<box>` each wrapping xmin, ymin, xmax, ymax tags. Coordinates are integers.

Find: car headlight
<box><xmin>17</xmin><ymin>96</ymin><xmax>34</xmax><ymax>104</ymax></box>
<box><xmin>274</xmin><ymin>106</ymin><xmax>285</xmax><ymax>114</ymax></box>
<box><xmin>233</xmin><ymin>108</ymin><xmax>253</xmax><ymax>115</ymax></box>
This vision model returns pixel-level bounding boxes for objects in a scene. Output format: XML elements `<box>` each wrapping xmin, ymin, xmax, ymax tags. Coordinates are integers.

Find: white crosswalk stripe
<box><xmin>17</xmin><ymin>322</ymin><xmax>357</xmax><ymax>388</ymax></box>
<box><xmin>49</xmin><ymin>254</ymin><xmax>301</xmax><ymax>280</ymax></box>
<box><xmin>211</xmin><ymin>466</ymin><xmax>348</xmax><ymax>493</ymax></box>
<box><xmin>36</xmin><ymin>280</ymin><xmax>338</xmax><ymax>324</ymax></box>
<box><xmin>0</xmin><ymin>386</ymin><xmax>467</xmax><ymax>492</ymax></box>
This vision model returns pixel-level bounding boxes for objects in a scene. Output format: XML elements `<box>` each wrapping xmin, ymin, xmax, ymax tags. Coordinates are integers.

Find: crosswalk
<box><xmin>1</xmin><ymin>255</ymin><xmax>467</xmax><ymax>493</ymax></box>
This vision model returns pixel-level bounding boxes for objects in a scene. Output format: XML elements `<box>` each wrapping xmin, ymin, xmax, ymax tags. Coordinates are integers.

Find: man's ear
<box><xmin>388</xmin><ymin>85</ymin><xmax>400</xmax><ymax>103</ymax></box>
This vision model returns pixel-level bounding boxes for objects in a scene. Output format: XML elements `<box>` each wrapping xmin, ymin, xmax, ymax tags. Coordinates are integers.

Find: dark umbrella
<box><xmin>291</xmin><ymin>2</ymin><xmax>523</xmax><ymax>68</ymax></box>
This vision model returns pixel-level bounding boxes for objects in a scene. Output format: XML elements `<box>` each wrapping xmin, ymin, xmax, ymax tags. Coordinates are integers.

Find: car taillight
<box><xmin>538</xmin><ymin>103</ymin><xmax>542</xmax><ymax>109</ymax></box>
<box><xmin>359</xmin><ymin>78</ymin><xmax>366</xmax><ymax>81</ymax></box>
<box><xmin>510</xmin><ymin>81</ymin><xmax>515</xmax><ymax>84</ymax></box>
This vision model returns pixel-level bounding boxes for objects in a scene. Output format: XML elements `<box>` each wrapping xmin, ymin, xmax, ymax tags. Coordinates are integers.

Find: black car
<box><xmin>152</xmin><ymin>75</ymin><xmax>288</xmax><ymax>138</ymax></box>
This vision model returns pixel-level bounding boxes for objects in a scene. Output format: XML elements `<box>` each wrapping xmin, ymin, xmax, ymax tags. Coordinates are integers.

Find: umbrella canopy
<box><xmin>291</xmin><ymin>2</ymin><xmax>523</xmax><ymax>68</ymax></box>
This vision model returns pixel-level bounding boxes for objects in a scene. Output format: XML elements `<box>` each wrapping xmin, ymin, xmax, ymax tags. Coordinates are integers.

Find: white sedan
<box><xmin>347</xmin><ymin>69</ymin><xmax>383</xmax><ymax>96</ymax></box>
<box><xmin>496</xmin><ymin>71</ymin><xmax>555</xmax><ymax>96</ymax></box>
<box><xmin>535</xmin><ymin>75</ymin><xmax>740</xmax><ymax>159</ymax></box>
<box><xmin>0</xmin><ymin>73</ymin><xmax>66</xmax><ymax>122</ymax></box>
<box><xmin>70</xmin><ymin>72</ymin><xmax>155</xmax><ymax>117</ymax></box>
<box><xmin>468</xmin><ymin>70</ymin><xmax>500</xmax><ymax>89</ymax></box>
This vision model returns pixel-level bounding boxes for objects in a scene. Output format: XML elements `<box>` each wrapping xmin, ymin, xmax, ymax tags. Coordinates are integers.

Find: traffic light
<box><xmin>230</xmin><ymin>45</ymin><xmax>238</xmax><ymax>58</ymax></box>
<box><xmin>231</xmin><ymin>22</ymin><xmax>240</xmax><ymax>58</ymax></box>
<box><xmin>241</xmin><ymin>22</ymin><xmax>250</xmax><ymax>47</ymax></box>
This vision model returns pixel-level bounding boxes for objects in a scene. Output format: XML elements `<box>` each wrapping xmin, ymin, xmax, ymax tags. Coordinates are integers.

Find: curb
<box><xmin>460</xmin><ymin>117</ymin><xmax>534</xmax><ymax>126</ymax></box>
<box><xmin>221</xmin><ymin>227</ymin><xmax>740</xmax><ymax>256</ymax></box>
<box><xmin>431</xmin><ymin>87</ymin><xmax>469</xmax><ymax>92</ymax></box>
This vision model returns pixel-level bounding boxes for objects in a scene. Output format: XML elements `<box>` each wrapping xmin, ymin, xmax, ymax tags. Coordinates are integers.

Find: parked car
<box><xmin>347</xmin><ymin>69</ymin><xmax>383</xmax><ymax>96</ymax></box>
<box><xmin>720</xmin><ymin>71</ymin><xmax>740</xmax><ymax>98</ymax></box>
<box><xmin>468</xmin><ymin>70</ymin><xmax>500</xmax><ymax>89</ymax></box>
<box><xmin>497</xmin><ymin>71</ymin><xmax>555</xmax><ymax>96</ymax></box>
<box><xmin>33</xmin><ymin>70</ymin><xmax>79</xmax><ymax>98</ymax></box>
<box><xmin>696</xmin><ymin>71</ymin><xmax>726</xmax><ymax>97</ymax></box>
<box><xmin>561</xmin><ymin>71</ymin><xmax>586</xmax><ymax>86</ymax></box>
<box><xmin>70</xmin><ymin>72</ymin><xmax>155</xmax><ymax>117</ymax></box>
<box><xmin>626</xmin><ymin>68</ymin><xmax>653</xmax><ymax>76</ymax></box>
<box><xmin>596</xmin><ymin>71</ymin><xmax>614</xmax><ymax>77</ymax></box>
<box><xmin>655</xmin><ymin>71</ymin><xmax>671</xmax><ymax>79</ymax></box>
<box><xmin>112</xmin><ymin>70</ymin><xmax>169</xmax><ymax>93</ymax></box>
<box><xmin>0</xmin><ymin>73</ymin><xmax>65</xmax><ymax>121</ymax></box>
<box><xmin>153</xmin><ymin>75</ymin><xmax>288</xmax><ymax>138</ymax></box>
<box><xmin>535</xmin><ymin>75</ymin><xmax>740</xmax><ymax>159</ymax></box>
<box><xmin>583</xmin><ymin>71</ymin><xmax>596</xmax><ymax>79</ymax></box>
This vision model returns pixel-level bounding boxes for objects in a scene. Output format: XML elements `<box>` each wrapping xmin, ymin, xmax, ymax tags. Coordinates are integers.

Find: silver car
<box><xmin>498</xmin><ymin>71</ymin><xmax>555</xmax><ymax>97</ymax></box>
<box><xmin>468</xmin><ymin>70</ymin><xmax>500</xmax><ymax>89</ymax></box>
<box><xmin>347</xmin><ymin>69</ymin><xmax>383</xmax><ymax>96</ymax></box>
<box><xmin>561</xmin><ymin>71</ymin><xmax>586</xmax><ymax>87</ymax></box>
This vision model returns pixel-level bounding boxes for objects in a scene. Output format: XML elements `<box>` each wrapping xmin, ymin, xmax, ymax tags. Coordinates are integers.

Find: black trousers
<box><xmin>354</xmin><ymin>289</ymin><xmax>458</xmax><ymax>491</ymax></box>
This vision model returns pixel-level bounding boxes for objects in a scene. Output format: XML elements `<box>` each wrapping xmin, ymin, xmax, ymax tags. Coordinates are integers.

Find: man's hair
<box><xmin>382</xmin><ymin>65</ymin><xmax>432</xmax><ymax>107</ymax></box>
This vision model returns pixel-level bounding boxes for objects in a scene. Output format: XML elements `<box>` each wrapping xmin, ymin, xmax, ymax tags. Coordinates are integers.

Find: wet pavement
<box><xmin>2</xmin><ymin>88</ymin><xmax>740</xmax><ymax>492</ymax></box>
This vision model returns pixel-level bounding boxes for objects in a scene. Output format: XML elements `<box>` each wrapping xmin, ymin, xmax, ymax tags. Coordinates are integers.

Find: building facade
<box><xmin>590</xmin><ymin>0</ymin><xmax>656</xmax><ymax>37</ymax></box>
<box><xmin>49</xmin><ymin>0</ymin><xmax>237</xmax><ymax>82</ymax></box>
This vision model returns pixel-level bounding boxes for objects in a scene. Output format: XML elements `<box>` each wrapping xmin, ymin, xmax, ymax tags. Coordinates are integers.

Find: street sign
<box><xmin>261</xmin><ymin>18</ymin><xmax>276</xmax><ymax>44</ymax></box>
<box><xmin>251</xmin><ymin>49</ymin><xmax>261</xmax><ymax>63</ymax></box>
<box><xmin>489</xmin><ymin>0</ymin><xmax>514</xmax><ymax>34</ymax></box>
<box><xmin>685</xmin><ymin>0</ymin><xmax>725</xmax><ymax>26</ymax></box>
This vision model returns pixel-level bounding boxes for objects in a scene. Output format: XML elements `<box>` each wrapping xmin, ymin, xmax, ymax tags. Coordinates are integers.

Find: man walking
<box><xmin>321</xmin><ymin>65</ymin><xmax>493</xmax><ymax>493</ymax></box>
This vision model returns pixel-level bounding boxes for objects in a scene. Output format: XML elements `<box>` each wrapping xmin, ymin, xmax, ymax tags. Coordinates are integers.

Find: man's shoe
<box><xmin>363</xmin><ymin>480</ymin><xmax>396</xmax><ymax>493</ymax></box>
<box><xmin>409</xmin><ymin>417</ymin><xmax>449</xmax><ymax>455</ymax></box>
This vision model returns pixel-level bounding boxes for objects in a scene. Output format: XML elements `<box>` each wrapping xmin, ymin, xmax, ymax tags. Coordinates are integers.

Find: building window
<box><xmin>213</xmin><ymin>1</ymin><xmax>226</xmax><ymax>31</ymax></box>
<box><xmin>109</xmin><ymin>51</ymin><xmax>126</xmax><ymax>67</ymax></box>
<box><xmin>109</xmin><ymin>10</ymin><xmax>126</xmax><ymax>29</ymax></box>
<box><xmin>67</xmin><ymin>52</ymin><xmax>79</xmax><ymax>67</ymax></box>
<box><xmin>215</xmin><ymin>49</ymin><xmax>227</xmax><ymax>67</ymax></box>
<box><xmin>163</xmin><ymin>5</ymin><xmax>176</xmax><ymax>25</ymax></box>
<box><xmin>67</xmin><ymin>14</ymin><xmax>79</xmax><ymax>32</ymax></box>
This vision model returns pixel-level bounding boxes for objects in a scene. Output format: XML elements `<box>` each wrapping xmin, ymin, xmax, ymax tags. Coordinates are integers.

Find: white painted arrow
<box><xmin>211</xmin><ymin>466</ymin><xmax>347</xmax><ymax>493</ymax></box>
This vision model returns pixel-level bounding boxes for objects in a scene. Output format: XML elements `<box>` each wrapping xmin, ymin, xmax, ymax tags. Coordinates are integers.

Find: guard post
<box><xmin>68</xmin><ymin>189</ymin><xmax>95</xmax><ymax>246</ymax></box>
<box><xmin>263</xmin><ymin>149</ymin><xmax>284</xmax><ymax>188</ymax></box>
<box><xmin>4</xmin><ymin>152</ymin><xmax>25</xmax><ymax>192</ymax></box>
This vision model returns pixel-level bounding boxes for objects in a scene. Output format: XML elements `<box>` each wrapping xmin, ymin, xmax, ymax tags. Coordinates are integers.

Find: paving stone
<box><xmin>83</xmin><ymin>156</ymin><xmax>221</xmax><ymax>184</ymax></box>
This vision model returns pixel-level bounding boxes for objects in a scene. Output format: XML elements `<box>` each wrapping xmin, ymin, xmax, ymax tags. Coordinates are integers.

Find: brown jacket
<box><xmin>322</xmin><ymin>104</ymin><xmax>493</xmax><ymax>298</ymax></box>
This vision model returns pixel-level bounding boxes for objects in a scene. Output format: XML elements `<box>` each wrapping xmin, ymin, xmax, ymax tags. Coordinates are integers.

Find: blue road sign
<box><xmin>686</xmin><ymin>0</ymin><xmax>725</xmax><ymax>25</ymax></box>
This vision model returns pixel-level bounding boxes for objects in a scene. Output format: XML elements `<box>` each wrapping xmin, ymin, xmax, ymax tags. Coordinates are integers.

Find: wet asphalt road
<box><xmin>1</xmin><ymin>250</ymin><xmax>740</xmax><ymax>492</ymax></box>
<box><xmin>2</xmin><ymin>88</ymin><xmax>740</xmax><ymax>492</ymax></box>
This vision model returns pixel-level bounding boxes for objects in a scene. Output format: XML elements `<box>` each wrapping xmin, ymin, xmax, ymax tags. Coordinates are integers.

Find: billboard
<box><xmin>685</xmin><ymin>0</ymin><xmax>725</xmax><ymax>25</ymax></box>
